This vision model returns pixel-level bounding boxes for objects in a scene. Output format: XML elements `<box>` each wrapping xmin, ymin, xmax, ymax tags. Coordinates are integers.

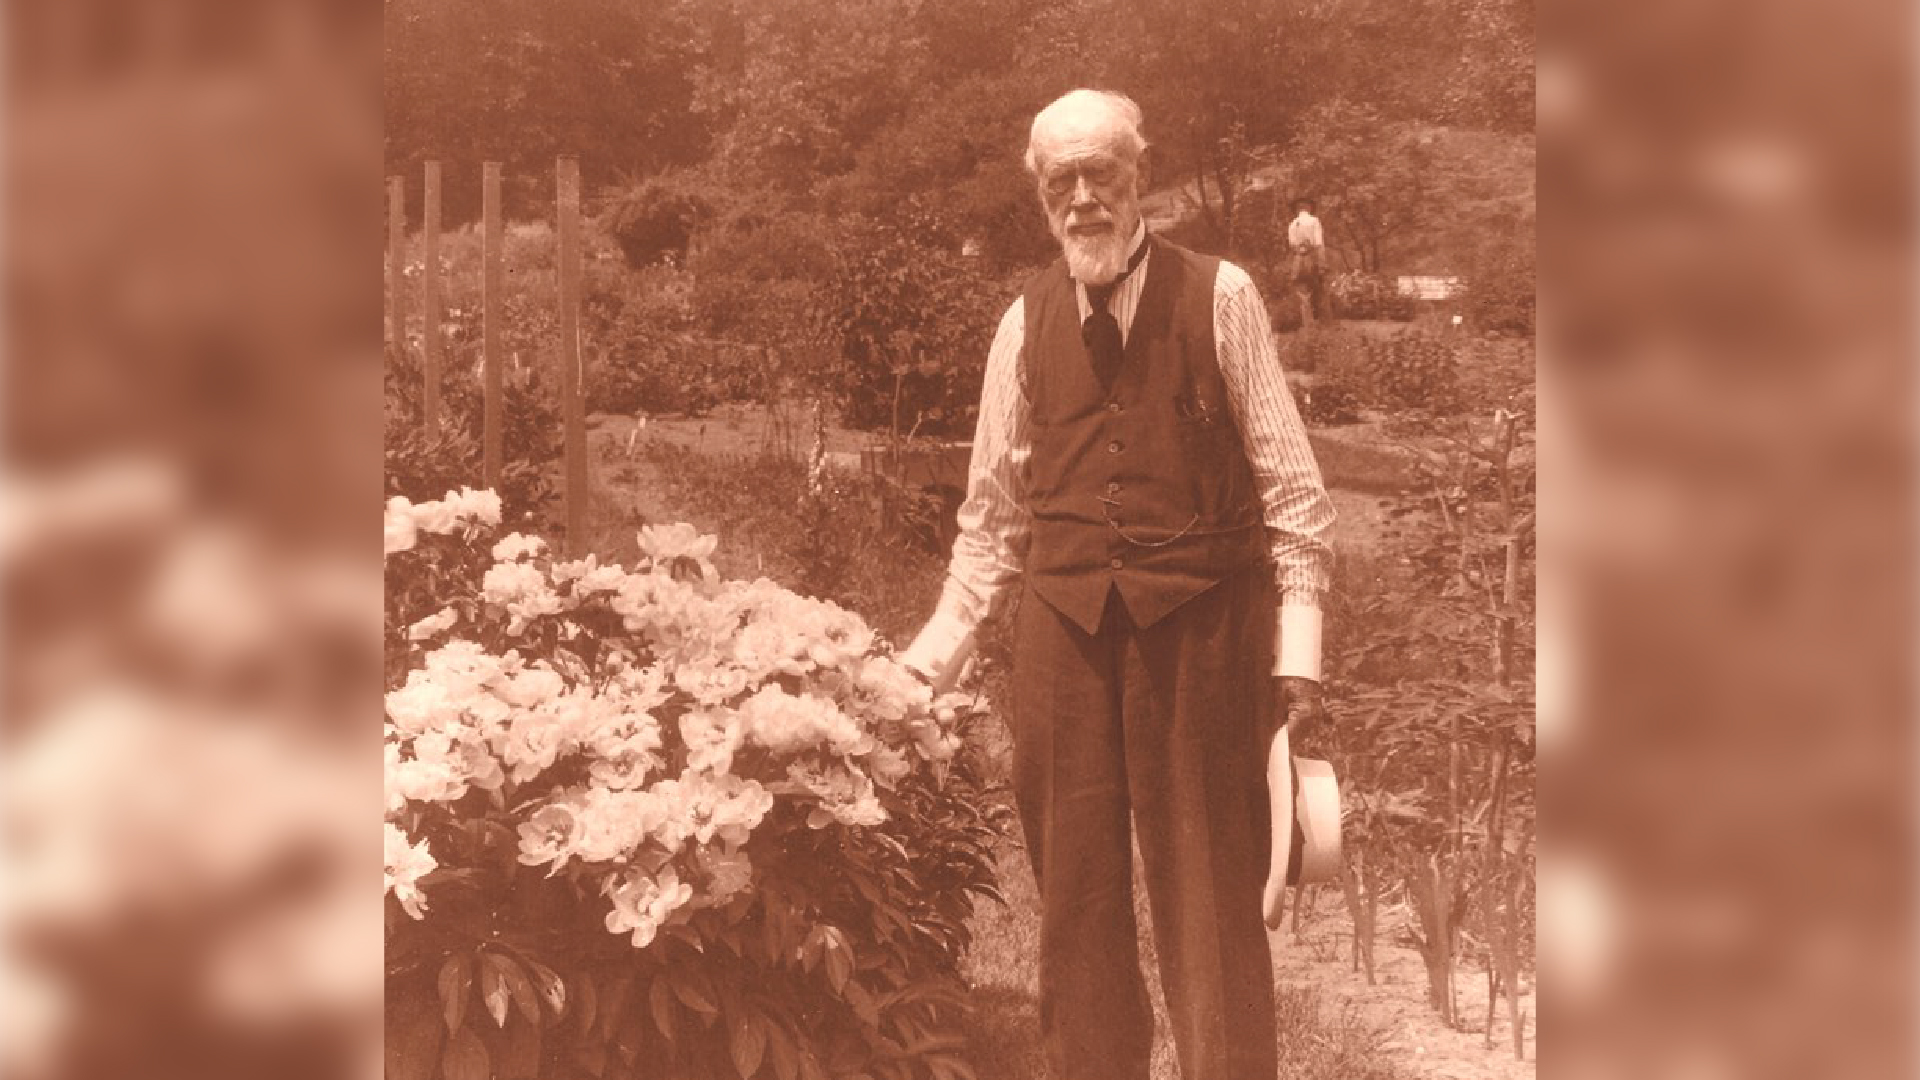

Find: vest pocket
<box><xmin>1174</xmin><ymin>407</ymin><xmax>1253</xmax><ymax>516</ymax></box>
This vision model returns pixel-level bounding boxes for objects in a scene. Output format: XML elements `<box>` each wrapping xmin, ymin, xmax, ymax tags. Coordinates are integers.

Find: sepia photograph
<box><xmin>381</xmin><ymin>2</ymin><xmax>1534</xmax><ymax>1078</ymax></box>
<box><xmin>5</xmin><ymin>1</ymin><xmax>1916</xmax><ymax>1080</ymax></box>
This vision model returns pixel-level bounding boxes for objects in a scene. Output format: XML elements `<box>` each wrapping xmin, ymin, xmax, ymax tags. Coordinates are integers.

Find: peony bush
<box><xmin>384</xmin><ymin>491</ymin><xmax>999</xmax><ymax>1080</ymax></box>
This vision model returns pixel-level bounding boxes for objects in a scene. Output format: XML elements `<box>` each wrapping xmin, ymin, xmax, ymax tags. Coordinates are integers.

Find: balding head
<box><xmin>1025</xmin><ymin>89</ymin><xmax>1150</xmax><ymax>284</ymax></box>
<box><xmin>1025</xmin><ymin>89</ymin><xmax>1147</xmax><ymax>176</ymax></box>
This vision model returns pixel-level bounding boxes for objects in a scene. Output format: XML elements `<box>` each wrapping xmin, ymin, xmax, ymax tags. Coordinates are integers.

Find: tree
<box><xmin>1119</xmin><ymin>0</ymin><xmax>1327</xmax><ymax>254</ymax></box>
<box><xmin>691</xmin><ymin>0</ymin><xmax>934</xmax><ymax>197</ymax></box>
<box><xmin>1284</xmin><ymin>101</ymin><xmax>1435</xmax><ymax>273</ymax></box>
<box><xmin>824</xmin><ymin>71</ymin><xmax>1057</xmax><ymax>270</ymax></box>
<box><xmin>383</xmin><ymin>0</ymin><xmax>709</xmax><ymax>222</ymax></box>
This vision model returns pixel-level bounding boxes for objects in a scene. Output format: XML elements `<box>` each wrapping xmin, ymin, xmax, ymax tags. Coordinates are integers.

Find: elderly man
<box><xmin>899</xmin><ymin>89</ymin><xmax>1335</xmax><ymax>1080</ymax></box>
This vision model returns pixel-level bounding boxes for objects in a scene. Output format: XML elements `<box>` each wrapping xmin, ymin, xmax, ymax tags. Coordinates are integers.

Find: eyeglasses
<box><xmin>1042</xmin><ymin>158</ymin><xmax>1129</xmax><ymax>197</ymax></box>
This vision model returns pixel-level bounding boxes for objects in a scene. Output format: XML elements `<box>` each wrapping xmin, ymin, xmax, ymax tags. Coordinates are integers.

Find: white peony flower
<box><xmin>383</xmin><ymin>824</ymin><xmax>437</xmax><ymax>919</ymax></box>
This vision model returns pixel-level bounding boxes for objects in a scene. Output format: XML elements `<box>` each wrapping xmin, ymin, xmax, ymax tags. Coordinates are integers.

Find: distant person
<box><xmin>1287</xmin><ymin>198</ymin><xmax>1326</xmax><ymax>324</ymax></box>
<box><xmin>900</xmin><ymin>88</ymin><xmax>1336</xmax><ymax>1080</ymax></box>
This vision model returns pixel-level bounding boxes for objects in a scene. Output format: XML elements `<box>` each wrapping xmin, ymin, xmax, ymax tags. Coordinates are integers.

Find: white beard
<box><xmin>1058</xmin><ymin>226</ymin><xmax>1130</xmax><ymax>285</ymax></box>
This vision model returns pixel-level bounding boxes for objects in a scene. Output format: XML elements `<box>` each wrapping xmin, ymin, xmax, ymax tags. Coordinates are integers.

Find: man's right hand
<box><xmin>899</xmin><ymin>623</ymin><xmax>973</xmax><ymax>695</ymax></box>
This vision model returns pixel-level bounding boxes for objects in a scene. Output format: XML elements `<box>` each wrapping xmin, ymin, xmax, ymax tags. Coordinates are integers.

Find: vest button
<box><xmin>1109</xmin><ymin>557</ymin><xmax>1125</xmax><ymax>570</ymax></box>
<box><xmin>1107</xmin><ymin>440</ymin><xmax>1123</xmax><ymax>454</ymax></box>
<box><xmin>1106</xmin><ymin>401</ymin><xmax>1122</xmax><ymax>413</ymax></box>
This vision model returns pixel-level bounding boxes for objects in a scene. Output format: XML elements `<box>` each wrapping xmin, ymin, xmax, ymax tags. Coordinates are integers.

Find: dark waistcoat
<box><xmin>1021</xmin><ymin>234</ymin><xmax>1268</xmax><ymax>635</ymax></box>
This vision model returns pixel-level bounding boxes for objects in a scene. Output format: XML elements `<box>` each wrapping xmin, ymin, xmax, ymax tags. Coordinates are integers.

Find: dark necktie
<box><xmin>1081</xmin><ymin>239</ymin><xmax>1149</xmax><ymax>388</ymax></box>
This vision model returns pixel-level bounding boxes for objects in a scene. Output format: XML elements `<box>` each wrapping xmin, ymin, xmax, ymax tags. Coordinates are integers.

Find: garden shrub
<box><xmin>1459</xmin><ymin>230</ymin><xmax>1535</xmax><ymax>338</ymax></box>
<box><xmin>603</xmin><ymin>173</ymin><xmax>717</xmax><ymax>269</ymax></box>
<box><xmin>384</xmin><ymin>344</ymin><xmax>558</xmax><ymax>530</ymax></box>
<box><xmin>821</xmin><ymin>215</ymin><xmax>1003</xmax><ymax>439</ymax></box>
<box><xmin>384</xmin><ymin>495</ymin><xmax>1000</xmax><ymax>1080</ymax></box>
<box><xmin>1365</xmin><ymin>331</ymin><xmax>1462</xmax><ymax>414</ymax></box>
<box><xmin>1327</xmin><ymin>270</ymin><xmax>1415</xmax><ymax>321</ymax></box>
<box><xmin>1310</xmin><ymin>329</ymin><xmax>1464</xmax><ymax>418</ymax></box>
<box><xmin>1297</xmin><ymin>381</ymin><xmax>1365</xmax><ymax>426</ymax></box>
<box><xmin>1268</xmin><ymin>288</ymin><xmax>1306</xmax><ymax>334</ymax></box>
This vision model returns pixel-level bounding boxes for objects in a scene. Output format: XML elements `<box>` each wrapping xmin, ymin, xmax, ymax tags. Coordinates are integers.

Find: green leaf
<box><xmin>650</xmin><ymin>977</ymin><xmax>678</xmax><ymax>1042</ymax></box>
<box><xmin>599</xmin><ymin>972</ymin><xmax>634</xmax><ymax>1042</ymax></box>
<box><xmin>729</xmin><ymin>1010</ymin><xmax>766</xmax><ymax>1079</ymax></box>
<box><xmin>764</xmin><ymin>1021</ymin><xmax>799</xmax><ymax>1080</ymax></box>
<box><xmin>528</xmin><ymin>959</ymin><xmax>568</xmax><ymax>1019</ymax></box>
<box><xmin>571</xmin><ymin>971</ymin><xmax>599</xmax><ymax>1037</ymax></box>
<box><xmin>821</xmin><ymin>927</ymin><xmax>853</xmax><ymax>995</ymax></box>
<box><xmin>480</xmin><ymin>950</ymin><xmax>542</xmax><ymax>1028</ymax></box>
<box><xmin>437</xmin><ymin>952</ymin><xmax>474</xmax><ymax>1035</ymax></box>
<box><xmin>479</xmin><ymin>954</ymin><xmax>511</xmax><ymax>1028</ymax></box>
<box><xmin>440</xmin><ymin>1025</ymin><xmax>490</xmax><ymax>1080</ymax></box>
<box><xmin>615</xmin><ymin>1004</ymin><xmax>652</xmax><ymax>1065</ymax></box>
<box><xmin>671</xmin><ymin>971</ymin><xmax>721</xmax><ymax>1017</ymax></box>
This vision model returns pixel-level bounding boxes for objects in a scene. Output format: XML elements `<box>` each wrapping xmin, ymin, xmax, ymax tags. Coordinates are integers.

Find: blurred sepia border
<box><xmin>1</xmin><ymin>0</ymin><xmax>1912</xmax><ymax>1079</ymax></box>
<box><xmin>5</xmin><ymin>2</ymin><xmax>385</xmax><ymax>1079</ymax></box>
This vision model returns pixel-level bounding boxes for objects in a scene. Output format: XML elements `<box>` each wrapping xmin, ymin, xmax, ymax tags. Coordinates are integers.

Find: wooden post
<box><xmin>386</xmin><ymin>176</ymin><xmax>409</xmax><ymax>371</ymax></box>
<box><xmin>422</xmin><ymin>159</ymin><xmax>443</xmax><ymax>428</ymax></box>
<box><xmin>421</xmin><ymin>161</ymin><xmax>443</xmax><ymax>430</ymax></box>
<box><xmin>482</xmin><ymin>162</ymin><xmax>504</xmax><ymax>489</ymax></box>
<box><xmin>556</xmin><ymin>156</ymin><xmax>588</xmax><ymax>555</ymax></box>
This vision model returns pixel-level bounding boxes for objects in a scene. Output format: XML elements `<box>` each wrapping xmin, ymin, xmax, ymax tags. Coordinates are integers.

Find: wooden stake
<box><xmin>387</xmin><ymin>176</ymin><xmax>409</xmax><ymax>372</ymax></box>
<box><xmin>556</xmin><ymin>156</ymin><xmax>588</xmax><ymax>555</ymax></box>
<box><xmin>422</xmin><ymin>161</ymin><xmax>443</xmax><ymax>430</ymax></box>
<box><xmin>482</xmin><ymin>162</ymin><xmax>504</xmax><ymax>489</ymax></box>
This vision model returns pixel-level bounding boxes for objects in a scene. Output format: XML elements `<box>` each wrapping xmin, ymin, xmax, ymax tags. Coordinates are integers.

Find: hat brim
<box><xmin>1263</xmin><ymin>728</ymin><xmax>1343</xmax><ymax>929</ymax></box>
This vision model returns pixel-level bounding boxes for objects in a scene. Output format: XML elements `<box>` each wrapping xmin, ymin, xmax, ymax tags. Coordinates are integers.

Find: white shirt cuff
<box><xmin>899</xmin><ymin>598</ymin><xmax>977</xmax><ymax>692</ymax></box>
<box><xmin>1274</xmin><ymin>603</ymin><xmax>1323</xmax><ymax>681</ymax></box>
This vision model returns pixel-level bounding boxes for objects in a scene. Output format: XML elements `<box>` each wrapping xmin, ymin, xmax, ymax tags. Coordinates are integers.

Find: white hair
<box><xmin>1024</xmin><ymin>89</ymin><xmax>1149</xmax><ymax>175</ymax></box>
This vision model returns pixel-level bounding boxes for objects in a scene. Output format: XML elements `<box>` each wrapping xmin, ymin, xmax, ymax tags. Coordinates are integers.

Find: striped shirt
<box><xmin>900</xmin><ymin>227</ymin><xmax>1336</xmax><ymax>683</ymax></box>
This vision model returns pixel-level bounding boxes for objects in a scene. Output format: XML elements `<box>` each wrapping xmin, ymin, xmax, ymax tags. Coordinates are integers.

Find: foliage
<box><xmin>1326</xmin><ymin>271</ymin><xmax>1416</xmax><ymax>322</ymax></box>
<box><xmin>603</xmin><ymin>173</ymin><xmax>718</xmax><ymax>269</ymax></box>
<box><xmin>1116</xmin><ymin>0</ymin><xmax>1325</xmax><ymax>248</ymax></box>
<box><xmin>1321</xmin><ymin>380</ymin><xmax>1537</xmax><ymax>1026</ymax></box>
<box><xmin>384</xmin><ymin>496</ymin><xmax>1001</xmax><ymax>1080</ymax></box>
<box><xmin>820</xmin><ymin>216</ymin><xmax>1005</xmax><ymax>439</ymax></box>
<box><xmin>383</xmin><ymin>0</ymin><xmax>710</xmax><ymax>223</ymax></box>
<box><xmin>823</xmin><ymin>71</ymin><xmax>1057</xmax><ymax>271</ymax></box>
<box><xmin>1307</xmin><ymin>328</ymin><xmax>1467</xmax><ymax>419</ymax></box>
<box><xmin>693</xmin><ymin>0</ymin><xmax>933</xmax><ymax>194</ymax></box>
<box><xmin>384</xmin><ymin>325</ymin><xmax>558</xmax><ymax>530</ymax></box>
<box><xmin>1458</xmin><ymin>229</ymin><xmax>1535</xmax><ymax>338</ymax></box>
<box><xmin>1283</xmin><ymin>101</ymin><xmax>1435</xmax><ymax>273</ymax></box>
<box><xmin>1297</xmin><ymin>382</ymin><xmax>1366</xmax><ymax>427</ymax></box>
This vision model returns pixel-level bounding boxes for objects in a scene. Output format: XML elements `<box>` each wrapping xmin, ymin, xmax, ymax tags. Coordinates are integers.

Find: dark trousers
<box><xmin>1010</xmin><ymin>571</ymin><xmax>1278</xmax><ymax>1080</ymax></box>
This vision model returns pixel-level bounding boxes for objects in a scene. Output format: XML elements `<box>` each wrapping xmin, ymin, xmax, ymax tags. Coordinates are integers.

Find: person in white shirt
<box><xmin>1287</xmin><ymin>198</ymin><xmax>1326</xmax><ymax>323</ymax></box>
<box><xmin>898</xmin><ymin>88</ymin><xmax>1335</xmax><ymax>1080</ymax></box>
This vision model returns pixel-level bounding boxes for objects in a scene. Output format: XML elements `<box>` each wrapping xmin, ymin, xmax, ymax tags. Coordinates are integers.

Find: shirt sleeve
<box><xmin>897</xmin><ymin>298</ymin><xmax>1032</xmax><ymax>685</ymax></box>
<box><xmin>1212</xmin><ymin>263</ymin><xmax>1337</xmax><ymax>680</ymax></box>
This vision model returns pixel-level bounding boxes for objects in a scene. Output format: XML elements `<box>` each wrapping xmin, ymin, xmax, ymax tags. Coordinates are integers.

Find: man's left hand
<box><xmin>1273</xmin><ymin>676</ymin><xmax>1330</xmax><ymax>748</ymax></box>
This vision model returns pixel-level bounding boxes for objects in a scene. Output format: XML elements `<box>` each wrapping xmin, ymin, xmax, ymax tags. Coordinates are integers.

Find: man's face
<box><xmin>1034</xmin><ymin>134</ymin><xmax>1142</xmax><ymax>285</ymax></box>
